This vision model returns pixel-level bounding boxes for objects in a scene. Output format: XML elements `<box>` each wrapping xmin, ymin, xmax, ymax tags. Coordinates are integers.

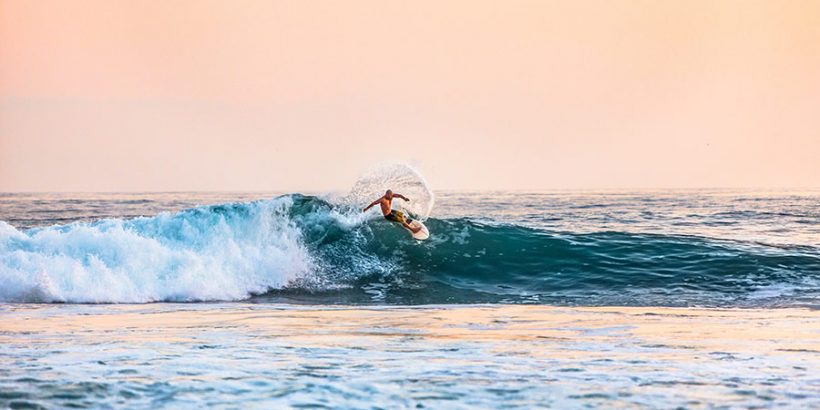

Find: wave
<box><xmin>1</xmin><ymin>194</ymin><xmax>819</xmax><ymax>306</ymax></box>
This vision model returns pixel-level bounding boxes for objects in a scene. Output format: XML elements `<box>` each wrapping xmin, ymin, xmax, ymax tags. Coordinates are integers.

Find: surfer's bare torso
<box><xmin>375</xmin><ymin>194</ymin><xmax>406</xmax><ymax>216</ymax></box>
<box><xmin>363</xmin><ymin>190</ymin><xmax>421</xmax><ymax>233</ymax></box>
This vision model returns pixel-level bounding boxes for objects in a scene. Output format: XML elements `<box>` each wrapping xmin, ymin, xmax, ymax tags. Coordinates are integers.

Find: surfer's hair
<box><xmin>385</xmin><ymin>189</ymin><xmax>393</xmax><ymax>196</ymax></box>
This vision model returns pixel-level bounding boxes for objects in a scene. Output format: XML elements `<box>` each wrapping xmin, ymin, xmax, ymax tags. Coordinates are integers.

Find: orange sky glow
<box><xmin>1</xmin><ymin>0</ymin><xmax>818</xmax><ymax>191</ymax></box>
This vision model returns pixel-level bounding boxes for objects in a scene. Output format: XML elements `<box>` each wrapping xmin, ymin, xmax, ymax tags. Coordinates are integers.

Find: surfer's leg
<box><xmin>386</xmin><ymin>210</ymin><xmax>407</xmax><ymax>224</ymax></box>
<box><xmin>402</xmin><ymin>221</ymin><xmax>421</xmax><ymax>234</ymax></box>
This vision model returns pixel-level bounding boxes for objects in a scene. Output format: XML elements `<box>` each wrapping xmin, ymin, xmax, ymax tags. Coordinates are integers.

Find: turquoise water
<box><xmin>1</xmin><ymin>190</ymin><xmax>818</xmax><ymax>307</ymax></box>
<box><xmin>1</xmin><ymin>188</ymin><xmax>819</xmax><ymax>408</ymax></box>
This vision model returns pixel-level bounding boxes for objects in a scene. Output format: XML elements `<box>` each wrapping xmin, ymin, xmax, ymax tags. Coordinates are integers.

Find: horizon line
<box><xmin>2</xmin><ymin>186</ymin><xmax>819</xmax><ymax>195</ymax></box>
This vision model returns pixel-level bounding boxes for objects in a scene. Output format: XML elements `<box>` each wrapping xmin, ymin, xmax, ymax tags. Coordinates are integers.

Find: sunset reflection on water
<box><xmin>1</xmin><ymin>304</ymin><xmax>817</xmax><ymax>408</ymax></box>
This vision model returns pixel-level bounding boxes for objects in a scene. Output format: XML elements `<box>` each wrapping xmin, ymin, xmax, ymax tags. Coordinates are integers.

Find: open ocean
<box><xmin>1</xmin><ymin>184</ymin><xmax>819</xmax><ymax>408</ymax></box>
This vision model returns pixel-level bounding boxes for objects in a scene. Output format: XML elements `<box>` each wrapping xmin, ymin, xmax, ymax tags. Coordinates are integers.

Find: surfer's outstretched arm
<box><xmin>394</xmin><ymin>194</ymin><xmax>410</xmax><ymax>201</ymax></box>
<box><xmin>362</xmin><ymin>198</ymin><xmax>381</xmax><ymax>212</ymax></box>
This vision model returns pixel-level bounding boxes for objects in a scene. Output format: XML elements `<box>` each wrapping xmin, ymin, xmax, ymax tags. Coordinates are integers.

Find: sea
<box><xmin>1</xmin><ymin>170</ymin><xmax>818</xmax><ymax>408</ymax></box>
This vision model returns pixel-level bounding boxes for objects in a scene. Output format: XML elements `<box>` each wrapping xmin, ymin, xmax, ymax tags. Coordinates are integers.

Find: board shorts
<box><xmin>384</xmin><ymin>210</ymin><xmax>410</xmax><ymax>224</ymax></box>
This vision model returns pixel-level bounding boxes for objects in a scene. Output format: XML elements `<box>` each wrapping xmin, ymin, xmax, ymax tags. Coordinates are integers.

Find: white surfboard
<box><xmin>405</xmin><ymin>219</ymin><xmax>430</xmax><ymax>240</ymax></box>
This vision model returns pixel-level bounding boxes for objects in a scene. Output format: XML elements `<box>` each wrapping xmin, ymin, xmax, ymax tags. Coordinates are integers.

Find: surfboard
<box><xmin>391</xmin><ymin>209</ymin><xmax>430</xmax><ymax>240</ymax></box>
<box><xmin>405</xmin><ymin>219</ymin><xmax>430</xmax><ymax>240</ymax></box>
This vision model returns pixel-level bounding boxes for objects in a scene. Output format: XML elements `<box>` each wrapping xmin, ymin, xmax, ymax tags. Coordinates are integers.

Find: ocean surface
<box><xmin>1</xmin><ymin>179</ymin><xmax>819</xmax><ymax>408</ymax></box>
<box><xmin>1</xmin><ymin>189</ymin><xmax>819</xmax><ymax>307</ymax></box>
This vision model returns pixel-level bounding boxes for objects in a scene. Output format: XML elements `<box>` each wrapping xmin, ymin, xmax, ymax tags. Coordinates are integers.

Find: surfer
<box><xmin>363</xmin><ymin>190</ymin><xmax>422</xmax><ymax>233</ymax></box>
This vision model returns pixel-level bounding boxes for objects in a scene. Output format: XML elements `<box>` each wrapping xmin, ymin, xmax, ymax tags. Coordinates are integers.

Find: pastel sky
<box><xmin>1</xmin><ymin>0</ymin><xmax>818</xmax><ymax>191</ymax></box>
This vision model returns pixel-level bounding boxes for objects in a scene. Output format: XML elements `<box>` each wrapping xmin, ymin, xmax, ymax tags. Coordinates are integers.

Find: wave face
<box><xmin>1</xmin><ymin>194</ymin><xmax>819</xmax><ymax>307</ymax></box>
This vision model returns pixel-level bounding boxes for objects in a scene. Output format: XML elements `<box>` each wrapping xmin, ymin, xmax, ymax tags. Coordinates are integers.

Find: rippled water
<box><xmin>1</xmin><ymin>304</ymin><xmax>818</xmax><ymax>409</ymax></box>
<box><xmin>0</xmin><ymin>190</ymin><xmax>818</xmax><ymax>408</ymax></box>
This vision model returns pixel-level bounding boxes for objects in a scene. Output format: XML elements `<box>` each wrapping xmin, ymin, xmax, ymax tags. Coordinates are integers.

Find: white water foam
<box><xmin>0</xmin><ymin>196</ymin><xmax>314</xmax><ymax>303</ymax></box>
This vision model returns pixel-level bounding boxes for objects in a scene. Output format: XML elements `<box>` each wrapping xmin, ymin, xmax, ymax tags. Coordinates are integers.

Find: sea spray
<box><xmin>345</xmin><ymin>162</ymin><xmax>435</xmax><ymax>221</ymax></box>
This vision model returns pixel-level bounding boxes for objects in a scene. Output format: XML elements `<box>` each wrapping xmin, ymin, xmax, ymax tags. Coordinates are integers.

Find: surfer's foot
<box><xmin>403</xmin><ymin>222</ymin><xmax>421</xmax><ymax>234</ymax></box>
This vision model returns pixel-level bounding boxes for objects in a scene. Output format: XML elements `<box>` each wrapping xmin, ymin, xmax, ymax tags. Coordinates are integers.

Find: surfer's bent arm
<box><xmin>394</xmin><ymin>194</ymin><xmax>410</xmax><ymax>201</ymax></box>
<box><xmin>363</xmin><ymin>199</ymin><xmax>381</xmax><ymax>212</ymax></box>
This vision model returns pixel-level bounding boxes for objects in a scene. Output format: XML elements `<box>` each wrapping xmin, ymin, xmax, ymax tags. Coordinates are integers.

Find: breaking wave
<box><xmin>1</xmin><ymin>194</ymin><xmax>818</xmax><ymax>307</ymax></box>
